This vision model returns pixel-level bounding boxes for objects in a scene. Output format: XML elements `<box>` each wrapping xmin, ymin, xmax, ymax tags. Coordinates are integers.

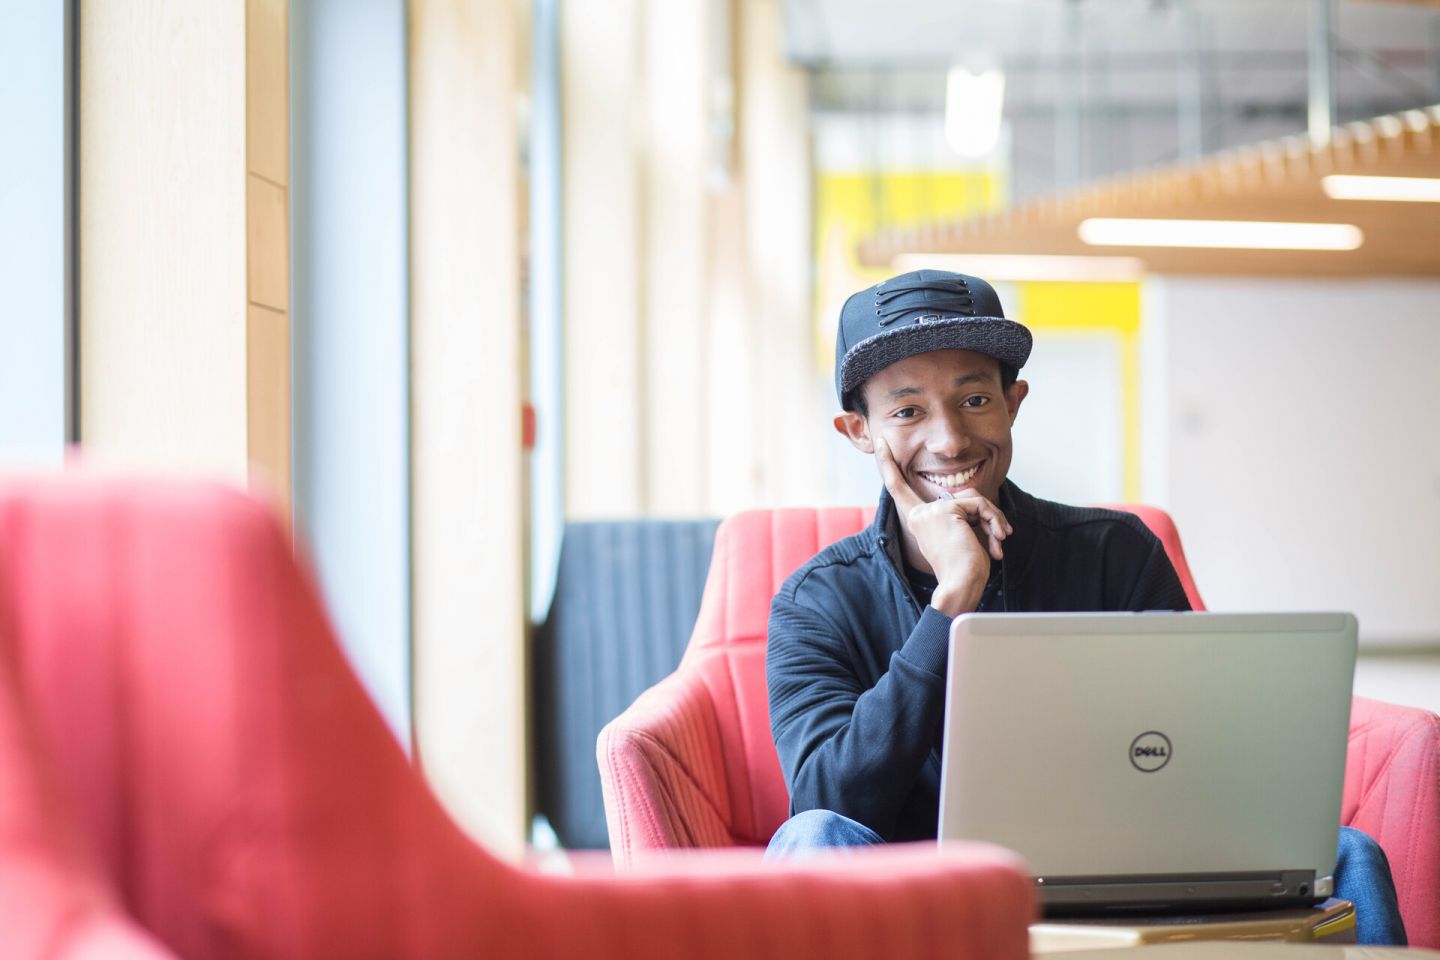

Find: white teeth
<box><xmin>921</xmin><ymin>463</ymin><xmax>981</xmax><ymax>487</ymax></box>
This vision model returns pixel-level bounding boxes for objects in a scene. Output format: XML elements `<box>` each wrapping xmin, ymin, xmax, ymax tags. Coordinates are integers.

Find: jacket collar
<box><xmin>873</xmin><ymin>487</ymin><xmax>902</xmax><ymax>559</ymax></box>
<box><xmin>998</xmin><ymin>481</ymin><xmax>1037</xmax><ymax>603</ymax></box>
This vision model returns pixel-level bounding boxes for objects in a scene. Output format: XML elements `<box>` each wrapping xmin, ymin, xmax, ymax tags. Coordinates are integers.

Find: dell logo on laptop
<box><xmin>1130</xmin><ymin>731</ymin><xmax>1172</xmax><ymax>772</ymax></box>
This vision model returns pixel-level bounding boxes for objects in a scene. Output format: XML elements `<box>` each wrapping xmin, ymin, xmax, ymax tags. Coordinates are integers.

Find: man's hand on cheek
<box><xmin>875</xmin><ymin>437</ymin><xmax>1012</xmax><ymax>617</ymax></box>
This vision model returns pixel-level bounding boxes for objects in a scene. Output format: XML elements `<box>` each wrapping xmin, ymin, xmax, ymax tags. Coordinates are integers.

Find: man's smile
<box><xmin>917</xmin><ymin>460</ymin><xmax>984</xmax><ymax>493</ymax></box>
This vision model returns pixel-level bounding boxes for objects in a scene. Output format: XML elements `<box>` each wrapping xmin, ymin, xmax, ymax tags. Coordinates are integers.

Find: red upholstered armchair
<box><xmin>0</xmin><ymin>476</ymin><xmax>1034</xmax><ymax>960</ymax></box>
<box><xmin>597</xmin><ymin>505</ymin><xmax>1440</xmax><ymax>948</ymax></box>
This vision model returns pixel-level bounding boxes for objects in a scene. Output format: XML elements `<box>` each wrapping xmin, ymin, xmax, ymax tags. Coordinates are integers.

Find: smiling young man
<box><xmin>766</xmin><ymin>268</ymin><xmax>1189</xmax><ymax>849</ymax></box>
<box><xmin>762</xmin><ymin>269</ymin><xmax>1406</xmax><ymax>944</ymax></box>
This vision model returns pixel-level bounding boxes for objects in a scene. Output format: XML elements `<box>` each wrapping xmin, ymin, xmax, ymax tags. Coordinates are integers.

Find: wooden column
<box><xmin>639</xmin><ymin>0</ymin><xmax>709</xmax><ymax>515</ymax></box>
<box><xmin>560</xmin><ymin>0</ymin><xmax>823</xmax><ymax>520</ymax></box>
<box><xmin>561</xmin><ymin>0</ymin><xmax>645</xmax><ymax>518</ymax></box>
<box><xmin>409</xmin><ymin>0</ymin><xmax>527</xmax><ymax>855</ymax></box>
<box><xmin>739</xmin><ymin>0</ymin><xmax>821</xmax><ymax>510</ymax></box>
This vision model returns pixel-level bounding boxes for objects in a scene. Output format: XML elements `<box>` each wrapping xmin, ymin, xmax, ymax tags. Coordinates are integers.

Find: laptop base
<box><xmin>1037</xmin><ymin>870</ymin><xmax>1327</xmax><ymax>917</ymax></box>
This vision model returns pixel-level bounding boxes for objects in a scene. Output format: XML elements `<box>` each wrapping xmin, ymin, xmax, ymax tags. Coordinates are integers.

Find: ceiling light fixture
<box><xmin>1077</xmin><ymin>218</ymin><xmax>1363</xmax><ymax>251</ymax></box>
<box><xmin>944</xmin><ymin>66</ymin><xmax>1005</xmax><ymax>159</ymax></box>
<box><xmin>1321</xmin><ymin>175</ymin><xmax>1440</xmax><ymax>202</ymax></box>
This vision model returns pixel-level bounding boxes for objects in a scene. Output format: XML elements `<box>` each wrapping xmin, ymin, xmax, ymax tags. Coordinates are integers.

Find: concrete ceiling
<box><xmin>789</xmin><ymin>0</ymin><xmax>1440</xmax><ymax>200</ymax></box>
<box><xmin>784</xmin><ymin>0</ymin><xmax>1440</xmax><ymax>66</ymax></box>
<box><xmin>788</xmin><ymin>0</ymin><xmax>1440</xmax><ymax>115</ymax></box>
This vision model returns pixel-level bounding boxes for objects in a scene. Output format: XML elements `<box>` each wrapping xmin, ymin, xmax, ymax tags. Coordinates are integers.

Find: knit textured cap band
<box><xmin>835</xmin><ymin>269</ymin><xmax>1033</xmax><ymax>409</ymax></box>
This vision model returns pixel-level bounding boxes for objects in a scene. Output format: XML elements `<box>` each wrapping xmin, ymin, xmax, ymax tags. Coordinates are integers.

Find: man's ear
<box><xmin>833</xmin><ymin>410</ymin><xmax>874</xmax><ymax>453</ymax></box>
<box><xmin>1005</xmin><ymin>379</ymin><xmax>1029</xmax><ymax>424</ymax></box>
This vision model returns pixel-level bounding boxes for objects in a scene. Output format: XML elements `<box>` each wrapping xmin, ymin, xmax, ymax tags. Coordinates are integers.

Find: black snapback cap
<box><xmin>835</xmin><ymin>269</ymin><xmax>1032</xmax><ymax>409</ymax></box>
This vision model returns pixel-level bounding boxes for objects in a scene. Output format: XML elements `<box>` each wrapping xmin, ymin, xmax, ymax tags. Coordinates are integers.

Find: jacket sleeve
<box><xmin>1122</xmin><ymin>535</ymin><xmax>1192</xmax><ymax>612</ymax></box>
<box><xmin>766</xmin><ymin>581</ymin><xmax>951</xmax><ymax>840</ymax></box>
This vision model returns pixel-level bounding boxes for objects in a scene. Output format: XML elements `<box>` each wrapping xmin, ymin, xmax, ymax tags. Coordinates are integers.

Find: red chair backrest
<box><xmin>682</xmin><ymin>503</ymin><xmax>1200</xmax><ymax>844</ymax></box>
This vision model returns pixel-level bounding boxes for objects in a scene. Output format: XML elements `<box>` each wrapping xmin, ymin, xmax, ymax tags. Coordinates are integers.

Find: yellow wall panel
<box><xmin>1015</xmin><ymin>281</ymin><xmax>1141</xmax><ymax>335</ymax></box>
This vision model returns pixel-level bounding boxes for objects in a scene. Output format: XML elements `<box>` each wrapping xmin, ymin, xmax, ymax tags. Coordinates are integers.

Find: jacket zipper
<box><xmin>876</xmin><ymin>532</ymin><xmax>924</xmax><ymax>619</ymax></box>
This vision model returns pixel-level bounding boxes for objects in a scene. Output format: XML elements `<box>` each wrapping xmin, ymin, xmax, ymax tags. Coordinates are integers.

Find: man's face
<box><xmin>835</xmin><ymin>349</ymin><xmax>1028</xmax><ymax>506</ymax></box>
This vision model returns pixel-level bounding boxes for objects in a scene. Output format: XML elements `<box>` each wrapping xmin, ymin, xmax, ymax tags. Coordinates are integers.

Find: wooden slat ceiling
<box><xmin>857</xmin><ymin>105</ymin><xmax>1440</xmax><ymax>277</ymax></box>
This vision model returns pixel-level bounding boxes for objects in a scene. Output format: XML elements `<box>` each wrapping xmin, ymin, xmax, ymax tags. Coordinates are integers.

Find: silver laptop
<box><xmin>937</xmin><ymin>612</ymin><xmax>1357</xmax><ymax>915</ymax></box>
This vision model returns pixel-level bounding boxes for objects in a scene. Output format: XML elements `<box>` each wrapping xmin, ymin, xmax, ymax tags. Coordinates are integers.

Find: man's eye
<box><xmin>962</xmin><ymin>395</ymin><xmax>989</xmax><ymax>408</ymax></box>
<box><xmin>894</xmin><ymin>407</ymin><xmax>918</xmax><ymax>419</ymax></box>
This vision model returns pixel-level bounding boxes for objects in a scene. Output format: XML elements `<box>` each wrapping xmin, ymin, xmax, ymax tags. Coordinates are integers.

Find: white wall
<box><xmin>1008</xmin><ymin>330</ymin><xmax>1125</xmax><ymax>506</ymax></box>
<box><xmin>1145</xmin><ymin>276</ymin><xmax>1440</xmax><ymax>646</ymax></box>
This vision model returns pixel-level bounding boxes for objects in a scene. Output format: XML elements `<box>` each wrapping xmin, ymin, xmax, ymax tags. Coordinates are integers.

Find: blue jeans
<box><xmin>1335</xmin><ymin>825</ymin><xmax>1408</xmax><ymax>946</ymax></box>
<box><xmin>766</xmin><ymin>812</ymin><xmax>1407</xmax><ymax>946</ymax></box>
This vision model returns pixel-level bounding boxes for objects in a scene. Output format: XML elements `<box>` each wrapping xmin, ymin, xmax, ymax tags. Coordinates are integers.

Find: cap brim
<box><xmin>838</xmin><ymin>317</ymin><xmax>1033</xmax><ymax>403</ymax></box>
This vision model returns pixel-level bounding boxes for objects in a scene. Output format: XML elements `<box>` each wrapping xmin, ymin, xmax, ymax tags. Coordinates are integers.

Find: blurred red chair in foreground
<box><xmin>0</xmin><ymin>607</ymin><xmax>173</xmax><ymax>958</ymax></box>
<box><xmin>0</xmin><ymin>476</ymin><xmax>1033</xmax><ymax>960</ymax></box>
<box><xmin>598</xmin><ymin>505</ymin><xmax>1440</xmax><ymax>948</ymax></box>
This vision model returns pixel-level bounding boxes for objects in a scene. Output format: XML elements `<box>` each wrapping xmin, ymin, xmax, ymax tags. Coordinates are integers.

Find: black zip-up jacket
<box><xmin>766</xmin><ymin>480</ymin><xmax>1192</xmax><ymax>843</ymax></box>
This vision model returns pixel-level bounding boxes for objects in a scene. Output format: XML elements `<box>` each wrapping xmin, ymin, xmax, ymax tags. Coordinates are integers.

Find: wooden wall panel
<box><xmin>860</xmin><ymin>107</ymin><xmax>1440</xmax><ymax>278</ymax></box>
<box><xmin>246</xmin><ymin>0</ymin><xmax>291</xmax><ymax>514</ymax></box>
<box><xmin>246</xmin><ymin>173</ymin><xmax>289</xmax><ymax>313</ymax></box>
<box><xmin>246</xmin><ymin>303</ymin><xmax>291</xmax><ymax>511</ymax></box>
<box><xmin>246</xmin><ymin>0</ymin><xmax>289</xmax><ymax>185</ymax></box>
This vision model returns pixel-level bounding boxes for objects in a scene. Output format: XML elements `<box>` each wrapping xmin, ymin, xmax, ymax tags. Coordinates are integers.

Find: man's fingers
<box><xmin>946</xmin><ymin>499</ymin><xmax>1008</xmax><ymax>561</ymax></box>
<box><xmin>874</xmin><ymin>438</ymin><xmax>924</xmax><ymax>514</ymax></box>
<box><xmin>950</xmin><ymin>495</ymin><xmax>1010</xmax><ymax>542</ymax></box>
<box><xmin>989</xmin><ymin>510</ymin><xmax>1009</xmax><ymax>544</ymax></box>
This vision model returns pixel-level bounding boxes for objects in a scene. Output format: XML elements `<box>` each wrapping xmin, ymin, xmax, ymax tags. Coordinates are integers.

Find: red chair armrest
<box><xmin>598</xmin><ymin>663</ymin><xmax>739</xmax><ymax>866</ymax></box>
<box><xmin>1344</xmin><ymin>695</ymin><xmax>1440</xmax><ymax>948</ymax></box>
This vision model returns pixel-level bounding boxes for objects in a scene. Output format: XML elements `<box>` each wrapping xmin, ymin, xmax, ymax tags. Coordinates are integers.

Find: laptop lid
<box><xmin>937</xmin><ymin>612</ymin><xmax>1357</xmax><ymax>913</ymax></box>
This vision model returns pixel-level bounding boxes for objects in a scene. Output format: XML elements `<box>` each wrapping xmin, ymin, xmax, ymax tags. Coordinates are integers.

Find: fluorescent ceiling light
<box><xmin>1078</xmin><ymin>218</ymin><xmax>1363</xmax><ymax>251</ymax></box>
<box><xmin>945</xmin><ymin>66</ymin><xmax>1005</xmax><ymax>159</ymax></box>
<box><xmin>891</xmin><ymin>253</ymin><xmax>1145</xmax><ymax>283</ymax></box>
<box><xmin>1322</xmin><ymin>175</ymin><xmax>1440</xmax><ymax>202</ymax></box>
